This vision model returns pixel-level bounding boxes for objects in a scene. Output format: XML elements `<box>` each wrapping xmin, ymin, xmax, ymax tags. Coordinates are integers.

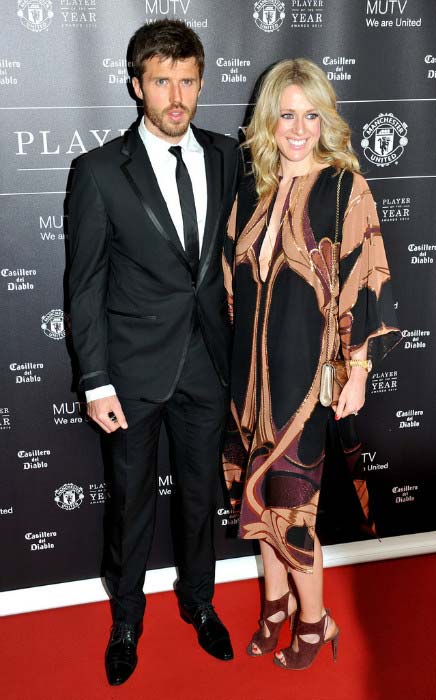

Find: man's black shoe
<box><xmin>105</xmin><ymin>622</ymin><xmax>140</xmax><ymax>686</ymax></box>
<box><xmin>181</xmin><ymin>604</ymin><xmax>234</xmax><ymax>661</ymax></box>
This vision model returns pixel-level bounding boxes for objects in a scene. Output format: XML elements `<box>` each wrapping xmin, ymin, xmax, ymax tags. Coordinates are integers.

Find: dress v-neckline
<box><xmin>258</xmin><ymin>176</ymin><xmax>302</xmax><ymax>283</ymax></box>
<box><xmin>257</xmin><ymin>167</ymin><xmax>333</xmax><ymax>283</ymax></box>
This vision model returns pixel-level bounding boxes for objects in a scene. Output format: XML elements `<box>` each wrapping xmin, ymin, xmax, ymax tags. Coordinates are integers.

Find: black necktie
<box><xmin>168</xmin><ymin>145</ymin><xmax>200</xmax><ymax>279</ymax></box>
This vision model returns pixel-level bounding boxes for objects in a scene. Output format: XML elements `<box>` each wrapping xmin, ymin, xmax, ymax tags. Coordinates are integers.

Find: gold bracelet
<box><xmin>349</xmin><ymin>359</ymin><xmax>373</xmax><ymax>372</ymax></box>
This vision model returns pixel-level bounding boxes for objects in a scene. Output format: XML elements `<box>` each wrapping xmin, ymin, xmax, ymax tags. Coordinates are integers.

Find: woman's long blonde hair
<box><xmin>245</xmin><ymin>58</ymin><xmax>360</xmax><ymax>198</ymax></box>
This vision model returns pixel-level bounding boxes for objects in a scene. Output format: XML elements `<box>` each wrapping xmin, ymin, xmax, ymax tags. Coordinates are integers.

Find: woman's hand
<box><xmin>227</xmin><ymin>294</ymin><xmax>234</xmax><ymax>324</ymax></box>
<box><xmin>335</xmin><ymin>367</ymin><xmax>367</xmax><ymax>420</ymax></box>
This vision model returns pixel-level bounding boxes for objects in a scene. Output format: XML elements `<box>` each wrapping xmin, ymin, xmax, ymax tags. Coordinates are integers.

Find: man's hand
<box><xmin>87</xmin><ymin>395</ymin><xmax>128</xmax><ymax>433</ymax></box>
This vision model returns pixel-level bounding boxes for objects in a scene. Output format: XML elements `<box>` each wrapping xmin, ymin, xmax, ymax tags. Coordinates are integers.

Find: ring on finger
<box><xmin>108</xmin><ymin>412</ymin><xmax>118</xmax><ymax>423</ymax></box>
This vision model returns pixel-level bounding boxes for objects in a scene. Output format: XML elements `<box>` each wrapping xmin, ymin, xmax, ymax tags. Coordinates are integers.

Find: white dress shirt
<box><xmin>86</xmin><ymin>119</ymin><xmax>207</xmax><ymax>403</ymax></box>
<box><xmin>138</xmin><ymin>118</ymin><xmax>207</xmax><ymax>249</ymax></box>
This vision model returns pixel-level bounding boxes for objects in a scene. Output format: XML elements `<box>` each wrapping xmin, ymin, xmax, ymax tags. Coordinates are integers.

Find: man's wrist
<box><xmin>85</xmin><ymin>384</ymin><xmax>116</xmax><ymax>403</ymax></box>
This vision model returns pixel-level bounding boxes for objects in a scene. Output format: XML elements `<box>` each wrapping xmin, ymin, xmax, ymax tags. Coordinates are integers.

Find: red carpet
<box><xmin>2</xmin><ymin>554</ymin><xmax>436</xmax><ymax>700</ymax></box>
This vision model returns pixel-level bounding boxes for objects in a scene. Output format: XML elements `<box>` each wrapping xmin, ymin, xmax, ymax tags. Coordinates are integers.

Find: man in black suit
<box><xmin>68</xmin><ymin>20</ymin><xmax>239</xmax><ymax>685</ymax></box>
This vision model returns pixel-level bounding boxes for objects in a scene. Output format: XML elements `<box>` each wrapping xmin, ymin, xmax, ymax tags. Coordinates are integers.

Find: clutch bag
<box><xmin>319</xmin><ymin>360</ymin><xmax>348</xmax><ymax>409</ymax></box>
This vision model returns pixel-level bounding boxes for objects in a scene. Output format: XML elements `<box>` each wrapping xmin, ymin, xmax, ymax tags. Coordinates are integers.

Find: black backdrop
<box><xmin>1</xmin><ymin>0</ymin><xmax>436</xmax><ymax>599</ymax></box>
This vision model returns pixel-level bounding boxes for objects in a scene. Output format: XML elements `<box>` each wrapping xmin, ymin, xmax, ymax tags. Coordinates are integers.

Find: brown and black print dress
<box><xmin>223</xmin><ymin>167</ymin><xmax>401</xmax><ymax>573</ymax></box>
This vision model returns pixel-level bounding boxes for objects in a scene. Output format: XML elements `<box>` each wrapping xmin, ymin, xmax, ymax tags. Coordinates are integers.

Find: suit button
<box><xmin>191</xmin><ymin>281</ymin><xmax>196</xmax><ymax>288</ymax></box>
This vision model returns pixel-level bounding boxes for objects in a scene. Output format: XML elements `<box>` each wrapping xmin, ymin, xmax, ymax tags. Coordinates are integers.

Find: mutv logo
<box><xmin>52</xmin><ymin>401</ymin><xmax>86</xmax><ymax>425</ymax></box>
<box><xmin>145</xmin><ymin>0</ymin><xmax>191</xmax><ymax>14</ymax></box>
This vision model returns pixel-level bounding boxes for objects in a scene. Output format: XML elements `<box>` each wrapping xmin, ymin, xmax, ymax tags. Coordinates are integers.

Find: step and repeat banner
<box><xmin>1</xmin><ymin>0</ymin><xmax>436</xmax><ymax>595</ymax></box>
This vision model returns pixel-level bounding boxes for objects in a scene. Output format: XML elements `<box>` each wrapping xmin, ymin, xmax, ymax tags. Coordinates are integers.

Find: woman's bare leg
<box><xmin>250</xmin><ymin>540</ymin><xmax>297</xmax><ymax>655</ymax></box>
<box><xmin>275</xmin><ymin>535</ymin><xmax>337</xmax><ymax>663</ymax></box>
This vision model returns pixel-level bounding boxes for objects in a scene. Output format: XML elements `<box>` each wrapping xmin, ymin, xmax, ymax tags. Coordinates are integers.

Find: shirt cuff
<box><xmin>85</xmin><ymin>384</ymin><xmax>116</xmax><ymax>403</ymax></box>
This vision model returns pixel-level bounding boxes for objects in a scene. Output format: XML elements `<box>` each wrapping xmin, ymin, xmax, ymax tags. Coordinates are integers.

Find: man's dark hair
<box><xmin>131</xmin><ymin>19</ymin><xmax>205</xmax><ymax>80</ymax></box>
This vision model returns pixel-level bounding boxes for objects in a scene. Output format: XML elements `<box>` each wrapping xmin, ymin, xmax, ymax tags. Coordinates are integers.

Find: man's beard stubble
<box><xmin>146</xmin><ymin>102</ymin><xmax>197</xmax><ymax>139</ymax></box>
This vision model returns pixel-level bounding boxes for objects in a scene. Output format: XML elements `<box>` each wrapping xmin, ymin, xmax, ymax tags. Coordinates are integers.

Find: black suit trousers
<box><xmin>104</xmin><ymin>327</ymin><xmax>228</xmax><ymax>624</ymax></box>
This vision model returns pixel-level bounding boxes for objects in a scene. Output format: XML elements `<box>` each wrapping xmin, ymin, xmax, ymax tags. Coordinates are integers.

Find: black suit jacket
<box><xmin>68</xmin><ymin>123</ymin><xmax>239</xmax><ymax>401</ymax></box>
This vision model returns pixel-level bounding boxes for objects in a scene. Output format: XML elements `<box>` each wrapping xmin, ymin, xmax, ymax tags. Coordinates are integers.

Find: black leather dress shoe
<box><xmin>105</xmin><ymin>622</ymin><xmax>140</xmax><ymax>686</ymax></box>
<box><xmin>181</xmin><ymin>604</ymin><xmax>234</xmax><ymax>661</ymax></box>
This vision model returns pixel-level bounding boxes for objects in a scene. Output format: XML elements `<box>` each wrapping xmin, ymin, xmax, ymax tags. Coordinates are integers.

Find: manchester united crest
<box><xmin>41</xmin><ymin>309</ymin><xmax>69</xmax><ymax>340</ymax></box>
<box><xmin>54</xmin><ymin>483</ymin><xmax>84</xmax><ymax>511</ymax></box>
<box><xmin>253</xmin><ymin>0</ymin><xmax>285</xmax><ymax>33</ymax></box>
<box><xmin>361</xmin><ymin>113</ymin><xmax>408</xmax><ymax>168</ymax></box>
<box><xmin>17</xmin><ymin>0</ymin><xmax>53</xmax><ymax>32</ymax></box>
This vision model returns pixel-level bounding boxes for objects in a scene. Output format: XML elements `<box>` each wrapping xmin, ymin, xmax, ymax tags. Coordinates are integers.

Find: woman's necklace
<box><xmin>264</xmin><ymin>172</ymin><xmax>309</xmax><ymax>256</ymax></box>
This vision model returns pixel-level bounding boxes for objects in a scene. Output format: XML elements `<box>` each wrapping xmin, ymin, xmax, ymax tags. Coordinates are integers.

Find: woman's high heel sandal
<box><xmin>274</xmin><ymin>609</ymin><xmax>339</xmax><ymax>670</ymax></box>
<box><xmin>247</xmin><ymin>591</ymin><xmax>296</xmax><ymax>656</ymax></box>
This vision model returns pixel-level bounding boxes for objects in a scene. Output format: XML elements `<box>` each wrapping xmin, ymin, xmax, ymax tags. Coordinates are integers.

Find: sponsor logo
<box><xmin>217</xmin><ymin>57</ymin><xmax>251</xmax><ymax>85</ymax></box>
<box><xmin>253</xmin><ymin>0</ymin><xmax>285</xmax><ymax>32</ymax></box>
<box><xmin>52</xmin><ymin>401</ymin><xmax>86</xmax><ymax>425</ymax></box>
<box><xmin>25</xmin><ymin>530</ymin><xmax>57</xmax><ymax>551</ymax></box>
<box><xmin>323</xmin><ymin>55</ymin><xmax>356</xmax><ymax>82</ymax></box>
<box><xmin>408</xmin><ymin>243</ymin><xmax>435</xmax><ymax>265</ymax></box>
<box><xmin>143</xmin><ymin>0</ymin><xmax>208</xmax><ymax>28</ymax></box>
<box><xmin>288</xmin><ymin>0</ymin><xmax>324</xmax><ymax>29</ymax></box>
<box><xmin>371</xmin><ymin>369</ymin><xmax>398</xmax><ymax>394</ymax></box>
<box><xmin>18</xmin><ymin>448</ymin><xmax>50</xmax><ymax>470</ymax></box>
<box><xmin>60</xmin><ymin>0</ymin><xmax>97</xmax><ymax>29</ymax></box>
<box><xmin>366</xmin><ymin>0</ymin><xmax>422</xmax><ymax>29</ymax></box>
<box><xmin>402</xmin><ymin>328</ymin><xmax>430</xmax><ymax>350</ymax></box>
<box><xmin>89</xmin><ymin>482</ymin><xmax>109</xmax><ymax>504</ymax></box>
<box><xmin>0</xmin><ymin>407</ymin><xmax>12</xmax><ymax>431</ymax></box>
<box><xmin>17</xmin><ymin>0</ymin><xmax>53</xmax><ymax>32</ymax></box>
<box><xmin>102</xmin><ymin>58</ymin><xmax>132</xmax><ymax>86</ymax></box>
<box><xmin>425</xmin><ymin>54</ymin><xmax>436</xmax><ymax>79</ymax></box>
<box><xmin>39</xmin><ymin>214</ymin><xmax>67</xmax><ymax>242</ymax></box>
<box><xmin>0</xmin><ymin>58</ymin><xmax>21</xmax><ymax>87</ymax></box>
<box><xmin>145</xmin><ymin>0</ymin><xmax>191</xmax><ymax>15</ymax></box>
<box><xmin>396</xmin><ymin>409</ymin><xmax>422</xmax><ymax>429</ymax></box>
<box><xmin>381</xmin><ymin>195</ymin><xmax>411</xmax><ymax>223</ymax></box>
<box><xmin>9</xmin><ymin>362</ymin><xmax>44</xmax><ymax>385</ymax></box>
<box><xmin>362</xmin><ymin>451</ymin><xmax>389</xmax><ymax>472</ymax></box>
<box><xmin>0</xmin><ymin>507</ymin><xmax>14</xmax><ymax>515</ymax></box>
<box><xmin>217</xmin><ymin>506</ymin><xmax>239</xmax><ymax>527</ymax></box>
<box><xmin>159</xmin><ymin>474</ymin><xmax>174</xmax><ymax>496</ymax></box>
<box><xmin>392</xmin><ymin>484</ymin><xmax>418</xmax><ymax>504</ymax></box>
<box><xmin>361</xmin><ymin>113</ymin><xmax>408</xmax><ymax>167</ymax></box>
<box><xmin>54</xmin><ymin>483</ymin><xmax>84</xmax><ymax>510</ymax></box>
<box><xmin>1</xmin><ymin>267</ymin><xmax>36</xmax><ymax>292</ymax></box>
<box><xmin>41</xmin><ymin>309</ymin><xmax>69</xmax><ymax>340</ymax></box>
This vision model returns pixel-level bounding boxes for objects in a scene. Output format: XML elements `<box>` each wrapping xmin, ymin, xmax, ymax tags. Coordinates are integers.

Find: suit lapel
<box><xmin>193</xmin><ymin>126</ymin><xmax>225</xmax><ymax>288</ymax></box>
<box><xmin>120</xmin><ymin>128</ymin><xmax>191</xmax><ymax>273</ymax></box>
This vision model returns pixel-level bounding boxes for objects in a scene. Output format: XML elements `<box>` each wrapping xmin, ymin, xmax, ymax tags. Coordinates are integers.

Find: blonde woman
<box><xmin>223</xmin><ymin>59</ymin><xmax>401</xmax><ymax>669</ymax></box>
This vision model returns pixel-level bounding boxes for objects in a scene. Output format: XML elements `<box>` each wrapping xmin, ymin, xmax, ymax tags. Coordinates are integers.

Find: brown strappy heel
<box><xmin>247</xmin><ymin>591</ymin><xmax>296</xmax><ymax>656</ymax></box>
<box><xmin>274</xmin><ymin>609</ymin><xmax>339</xmax><ymax>670</ymax></box>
